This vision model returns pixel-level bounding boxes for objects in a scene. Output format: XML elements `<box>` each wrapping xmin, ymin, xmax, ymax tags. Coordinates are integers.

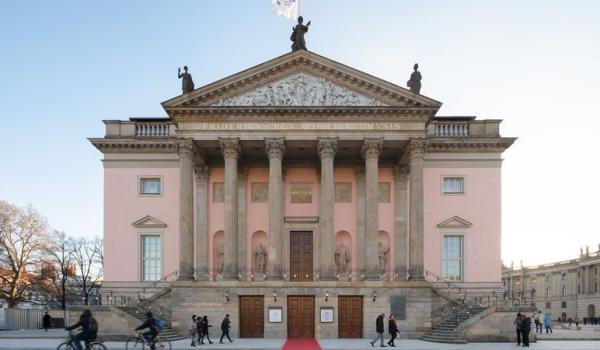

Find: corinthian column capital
<box><xmin>361</xmin><ymin>138</ymin><xmax>384</xmax><ymax>159</ymax></box>
<box><xmin>265</xmin><ymin>138</ymin><xmax>286</xmax><ymax>159</ymax></box>
<box><xmin>394</xmin><ymin>165</ymin><xmax>410</xmax><ymax>181</ymax></box>
<box><xmin>194</xmin><ymin>165</ymin><xmax>209</xmax><ymax>182</ymax></box>
<box><xmin>219</xmin><ymin>138</ymin><xmax>241</xmax><ymax>159</ymax></box>
<box><xmin>407</xmin><ymin>138</ymin><xmax>426</xmax><ymax>160</ymax></box>
<box><xmin>318</xmin><ymin>137</ymin><xmax>338</xmax><ymax>159</ymax></box>
<box><xmin>176</xmin><ymin>138</ymin><xmax>194</xmax><ymax>158</ymax></box>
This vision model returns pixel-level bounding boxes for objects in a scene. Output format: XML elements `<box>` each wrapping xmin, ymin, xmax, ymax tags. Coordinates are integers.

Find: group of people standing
<box><xmin>532</xmin><ymin>311</ymin><xmax>553</xmax><ymax>334</ymax></box>
<box><xmin>188</xmin><ymin>314</ymin><xmax>233</xmax><ymax>347</ymax></box>
<box><xmin>513</xmin><ymin>312</ymin><xmax>532</xmax><ymax>347</ymax></box>
<box><xmin>370</xmin><ymin>313</ymin><xmax>399</xmax><ymax>347</ymax></box>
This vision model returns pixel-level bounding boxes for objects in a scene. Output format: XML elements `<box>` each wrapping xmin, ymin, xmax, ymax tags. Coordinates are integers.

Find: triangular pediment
<box><xmin>162</xmin><ymin>50</ymin><xmax>442</xmax><ymax>111</ymax></box>
<box><xmin>437</xmin><ymin>216</ymin><xmax>473</xmax><ymax>229</ymax></box>
<box><xmin>132</xmin><ymin>215</ymin><xmax>167</xmax><ymax>228</ymax></box>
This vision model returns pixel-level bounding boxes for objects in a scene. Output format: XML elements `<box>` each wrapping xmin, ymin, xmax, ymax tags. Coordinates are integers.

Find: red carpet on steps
<box><xmin>281</xmin><ymin>338</ymin><xmax>322</xmax><ymax>350</ymax></box>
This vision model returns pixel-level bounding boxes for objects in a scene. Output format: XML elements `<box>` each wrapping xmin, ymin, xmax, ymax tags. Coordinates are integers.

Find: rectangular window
<box><xmin>562</xmin><ymin>301</ymin><xmax>567</xmax><ymax>309</ymax></box>
<box><xmin>546</xmin><ymin>302</ymin><xmax>551</xmax><ymax>309</ymax></box>
<box><xmin>442</xmin><ymin>235</ymin><xmax>464</xmax><ymax>281</ymax></box>
<box><xmin>442</xmin><ymin>177</ymin><xmax>465</xmax><ymax>194</ymax></box>
<box><xmin>140</xmin><ymin>177</ymin><xmax>162</xmax><ymax>195</ymax></box>
<box><xmin>141</xmin><ymin>235</ymin><xmax>161</xmax><ymax>281</ymax></box>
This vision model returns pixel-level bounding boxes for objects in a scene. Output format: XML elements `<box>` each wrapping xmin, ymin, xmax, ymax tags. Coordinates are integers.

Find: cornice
<box><xmin>425</xmin><ymin>138</ymin><xmax>516</xmax><ymax>153</ymax></box>
<box><xmin>89</xmin><ymin>138</ymin><xmax>178</xmax><ymax>154</ymax></box>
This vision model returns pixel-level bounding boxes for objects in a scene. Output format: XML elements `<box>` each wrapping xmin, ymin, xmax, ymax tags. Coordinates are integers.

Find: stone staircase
<box><xmin>421</xmin><ymin>306</ymin><xmax>487</xmax><ymax>344</ymax></box>
<box><xmin>120</xmin><ymin>306</ymin><xmax>186</xmax><ymax>341</ymax></box>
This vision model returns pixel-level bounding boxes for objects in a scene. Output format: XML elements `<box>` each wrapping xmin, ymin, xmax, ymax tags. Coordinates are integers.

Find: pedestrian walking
<box><xmin>534</xmin><ymin>311</ymin><xmax>543</xmax><ymax>334</ymax></box>
<box><xmin>42</xmin><ymin>311</ymin><xmax>52</xmax><ymax>332</ymax></box>
<box><xmin>513</xmin><ymin>313</ymin><xmax>523</xmax><ymax>346</ymax></box>
<box><xmin>522</xmin><ymin>315</ymin><xmax>531</xmax><ymax>347</ymax></box>
<box><xmin>544</xmin><ymin>313</ymin><xmax>553</xmax><ymax>334</ymax></box>
<box><xmin>575</xmin><ymin>316</ymin><xmax>580</xmax><ymax>327</ymax></box>
<box><xmin>198</xmin><ymin>315</ymin><xmax>213</xmax><ymax>344</ymax></box>
<box><xmin>370</xmin><ymin>313</ymin><xmax>386</xmax><ymax>347</ymax></box>
<box><xmin>387</xmin><ymin>314</ymin><xmax>398</xmax><ymax>347</ymax></box>
<box><xmin>219</xmin><ymin>314</ymin><xmax>233</xmax><ymax>343</ymax></box>
<box><xmin>188</xmin><ymin>315</ymin><xmax>197</xmax><ymax>347</ymax></box>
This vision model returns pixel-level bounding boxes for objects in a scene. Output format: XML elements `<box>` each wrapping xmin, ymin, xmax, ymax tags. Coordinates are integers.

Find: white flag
<box><xmin>272</xmin><ymin>0</ymin><xmax>299</xmax><ymax>20</ymax></box>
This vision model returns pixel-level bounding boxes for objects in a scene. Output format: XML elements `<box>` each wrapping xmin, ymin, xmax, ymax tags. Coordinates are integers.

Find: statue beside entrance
<box><xmin>255</xmin><ymin>243</ymin><xmax>267</xmax><ymax>275</ymax></box>
<box><xmin>378</xmin><ymin>242</ymin><xmax>390</xmax><ymax>275</ymax></box>
<box><xmin>217</xmin><ymin>244</ymin><xmax>225</xmax><ymax>274</ymax></box>
<box><xmin>335</xmin><ymin>243</ymin><xmax>351</xmax><ymax>279</ymax></box>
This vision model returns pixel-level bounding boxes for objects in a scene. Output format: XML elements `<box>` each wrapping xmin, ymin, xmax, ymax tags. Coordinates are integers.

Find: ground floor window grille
<box><xmin>142</xmin><ymin>235</ymin><xmax>161</xmax><ymax>281</ymax></box>
<box><xmin>442</xmin><ymin>235</ymin><xmax>463</xmax><ymax>281</ymax></box>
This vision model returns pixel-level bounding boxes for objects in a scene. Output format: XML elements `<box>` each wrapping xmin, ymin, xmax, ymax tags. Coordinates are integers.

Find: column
<box><xmin>355</xmin><ymin>166</ymin><xmax>366</xmax><ymax>279</ymax></box>
<box><xmin>265</xmin><ymin>138</ymin><xmax>285</xmax><ymax>279</ymax></box>
<box><xmin>238</xmin><ymin>167</ymin><xmax>248</xmax><ymax>279</ymax></box>
<box><xmin>194</xmin><ymin>165</ymin><xmax>209</xmax><ymax>280</ymax></box>
<box><xmin>177</xmin><ymin>139</ymin><xmax>195</xmax><ymax>280</ymax></box>
<box><xmin>318</xmin><ymin>138</ymin><xmax>337</xmax><ymax>280</ymax></box>
<box><xmin>362</xmin><ymin>138</ymin><xmax>383</xmax><ymax>280</ymax></box>
<box><xmin>220</xmin><ymin>138</ymin><xmax>241</xmax><ymax>280</ymax></box>
<box><xmin>394</xmin><ymin>166</ymin><xmax>409</xmax><ymax>280</ymax></box>
<box><xmin>408</xmin><ymin>138</ymin><xmax>425</xmax><ymax>280</ymax></box>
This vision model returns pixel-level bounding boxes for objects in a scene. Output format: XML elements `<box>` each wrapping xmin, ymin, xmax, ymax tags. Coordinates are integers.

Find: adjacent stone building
<box><xmin>502</xmin><ymin>246</ymin><xmax>600</xmax><ymax>321</ymax></box>
<box><xmin>90</xmin><ymin>50</ymin><xmax>515</xmax><ymax>338</ymax></box>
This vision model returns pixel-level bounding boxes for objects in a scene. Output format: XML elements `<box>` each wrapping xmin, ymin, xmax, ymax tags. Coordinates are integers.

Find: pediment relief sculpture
<box><xmin>212</xmin><ymin>73</ymin><xmax>387</xmax><ymax>107</ymax></box>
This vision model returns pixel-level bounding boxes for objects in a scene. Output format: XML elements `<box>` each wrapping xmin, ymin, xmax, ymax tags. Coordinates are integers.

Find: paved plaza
<box><xmin>0</xmin><ymin>330</ymin><xmax>600</xmax><ymax>350</ymax></box>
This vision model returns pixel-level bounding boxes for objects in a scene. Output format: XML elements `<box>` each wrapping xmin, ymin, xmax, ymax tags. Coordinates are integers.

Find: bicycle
<box><xmin>126</xmin><ymin>331</ymin><xmax>171</xmax><ymax>350</ymax></box>
<box><xmin>56</xmin><ymin>330</ymin><xmax>106</xmax><ymax>350</ymax></box>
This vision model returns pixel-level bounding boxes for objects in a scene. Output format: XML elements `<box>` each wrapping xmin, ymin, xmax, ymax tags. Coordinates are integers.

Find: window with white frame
<box><xmin>140</xmin><ymin>177</ymin><xmax>162</xmax><ymax>195</ymax></box>
<box><xmin>546</xmin><ymin>287</ymin><xmax>551</xmax><ymax>298</ymax></box>
<box><xmin>442</xmin><ymin>235</ymin><xmax>464</xmax><ymax>281</ymax></box>
<box><xmin>141</xmin><ymin>235</ymin><xmax>161</xmax><ymax>281</ymax></box>
<box><xmin>442</xmin><ymin>177</ymin><xmax>465</xmax><ymax>194</ymax></box>
<box><xmin>562</xmin><ymin>285</ymin><xmax>567</xmax><ymax>297</ymax></box>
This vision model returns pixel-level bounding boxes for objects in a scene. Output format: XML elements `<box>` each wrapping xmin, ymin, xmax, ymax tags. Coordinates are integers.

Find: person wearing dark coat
<box><xmin>42</xmin><ymin>312</ymin><xmax>52</xmax><ymax>332</ymax></box>
<box><xmin>522</xmin><ymin>316</ymin><xmax>532</xmax><ymax>347</ymax></box>
<box><xmin>220</xmin><ymin>314</ymin><xmax>233</xmax><ymax>343</ymax></box>
<box><xmin>135</xmin><ymin>311</ymin><xmax>158</xmax><ymax>350</ymax></box>
<box><xmin>387</xmin><ymin>314</ymin><xmax>398</xmax><ymax>347</ymax></box>
<box><xmin>513</xmin><ymin>313</ymin><xmax>523</xmax><ymax>345</ymax></box>
<box><xmin>198</xmin><ymin>315</ymin><xmax>213</xmax><ymax>344</ymax></box>
<box><xmin>370</xmin><ymin>313</ymin><xmax>386</xmax><ymax>347</ymax></box>
<box><xmin>65</xmin><ymin>309</ymin><xmax>97</xmax><ymax>350</ymax></box>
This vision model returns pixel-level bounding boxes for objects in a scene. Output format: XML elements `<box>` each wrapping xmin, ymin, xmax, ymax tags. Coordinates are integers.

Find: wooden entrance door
<box><xmin>287</xmin><ymin>296</ymin><xmax>315</xmax><ymax>338</ymax></box>
<box><xmin>290</xmin><ymin>231</ymin><xmax>313</xmax><ymax>281</ymax></box>
<box><xmin>338</xmin><ymin>296</ymin><xmax>363</xmax><ymax>338</ymax></box>
<box><xmin>239</xmin><ymin>296</ymin><xmax>264</xmax><ymax>338</ymax></box>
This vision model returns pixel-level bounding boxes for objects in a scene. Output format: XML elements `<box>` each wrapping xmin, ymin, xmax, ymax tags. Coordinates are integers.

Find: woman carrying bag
<box><xmin>388</xmin><ymin>314</ymin><xmax>399</xmax><ymax>347</ymax></box>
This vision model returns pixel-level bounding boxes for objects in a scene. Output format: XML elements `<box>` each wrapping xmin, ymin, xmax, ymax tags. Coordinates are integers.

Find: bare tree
<box><xmin>0</xmin><ymin>201</ymin><xmax>49</xmax><ymax>307</ymax></box>
<box><xmin>70</xmin><ymin>237</ymin><xmax>103</xmax><ymax>305</ymax></box>
<box><xmin>45</xmin><ymin>231</ymin><xmax>76</xmax><ymax>310</ymax></box>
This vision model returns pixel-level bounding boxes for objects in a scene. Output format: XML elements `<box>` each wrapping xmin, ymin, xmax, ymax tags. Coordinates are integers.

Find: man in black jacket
<box><xmin>65</xmin><ymin>309</ymin><xmax>97</xmax><ymax>350</ymax></box>
<box><xmin>219</xmin><ymin>314</ymin><xmax>233</xmax><ymax>343</ymax></box>
<box><xmin>135</xmin><ymin>311</ymin><xmax>158</xmax><ymax>350</ymax></box>
<box><xmin>370</xmin><ymin>313</ymin><xmax>386</xmax><ymax>347</ymax></box>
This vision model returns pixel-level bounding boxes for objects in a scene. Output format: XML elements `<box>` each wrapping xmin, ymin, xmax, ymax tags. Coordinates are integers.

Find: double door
<box><xmin>290</xmin><ymin>231</ymin><xmax>313</xmax><ymax>281</ymax></box>
<box><xmin>287</xmin><ymin>296</ymin><xmax>315</xmax><ymax>338</ymax></box>
<box><xmin>338</xmin><ymin>296</ymin><xmax>363</xmax><ymax>338</ymax></box>
<box><xmin>239</xmin><ymin>296</ymin><xmax>264</xmax><ymax>338</ymax></box>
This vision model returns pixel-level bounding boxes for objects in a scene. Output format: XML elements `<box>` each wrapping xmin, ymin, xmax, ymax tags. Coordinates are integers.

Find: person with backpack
<box><xmin>135</xmin><ymin>311</ymin><xmax>160</xmax><ymax>350</ymax></box>
<box><xmin>220</xmin><ymin>314</ymin><xmax>233</xmax><ymax>343</ymax></box>
<box><xmin>65</xmin><ymin>309</ymin><xmax>98</xmax><ymax>350</ymax></box>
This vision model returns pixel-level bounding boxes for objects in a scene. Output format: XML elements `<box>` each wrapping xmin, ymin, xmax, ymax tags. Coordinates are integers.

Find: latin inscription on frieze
<box><xmin>213</xmin><ymin>182</ymin><xmax>224</xmax><ymax>203</ymax></box>
<box><xmin>251</xmin><ymin>182</ymin><xmax>268</xmax><ymax>202</ymax></box>
<box><xmin>195</xmin><ymin>122</ymin><xmax>407</xmax><ymax>131</ymax></box>
<box><xmin>379</xmin><ymin>182</ymin><xmax>390</xmax><ymax>203</ymax></box>
<box><xmin>291</xmin><ymin>182</ymin><xmax>312</xmax><ymax>203</ymax></box>
<box><xmin>335</xmin><ymin>182</ymin><xmax>352</xmax><ymax>203</ymax></box>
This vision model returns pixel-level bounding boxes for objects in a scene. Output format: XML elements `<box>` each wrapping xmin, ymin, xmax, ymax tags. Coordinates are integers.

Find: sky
<box><xmin>0</xmin><ymin>0</ymin><xmax>599</xmax><ymax>267</ymax></box>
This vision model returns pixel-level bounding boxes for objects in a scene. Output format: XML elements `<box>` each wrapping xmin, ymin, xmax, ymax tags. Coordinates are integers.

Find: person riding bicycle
<box><xmin>135</xmin><ymin>311</ymin><xmax>159</xmax><ymax>350</ymax></box>
<box><xmin>65</xmin><ymin>309</ymin><xmax>98</xmax><ymax>350</ymax></box>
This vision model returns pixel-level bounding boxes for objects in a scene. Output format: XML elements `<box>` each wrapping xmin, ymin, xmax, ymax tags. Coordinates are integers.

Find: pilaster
<box><xmin>394</xmin><ymin>165</ymin><xmax>409</xmax><ymax>280</ymax></box>
<box><xmin>194</xmin><ymin>165</ymin><xmax>209</xmax><ymax>280</ymax></box>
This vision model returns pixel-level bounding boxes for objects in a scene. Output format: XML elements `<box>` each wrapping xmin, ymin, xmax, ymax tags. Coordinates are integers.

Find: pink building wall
<box><xmin>378</xmin><ymin>167</ymin><xmax>395</xmax><ymax>271</ymax></box>
<box><xmin>246</xmin><ymin>167</ymin><xmax>269</xmax><ymax>270</ymax></box>
<box><xmin>423</xmin><ymin>167</ymin><xmax>502</xmax><ymax>282</ymax></box>
<box><xmin>207</xmin><ymin>167</ymin><xmax>225</xmax><ymax>272</ymax></box>
<box><xmin>104</xmin><ymin>167</ymin><xmax>180</xmax><ymax>282</ymax></box>
<box><xmin>333</xmin><ymin>168</ymin><xmax>357</xmax><ymax>270</ymax></box>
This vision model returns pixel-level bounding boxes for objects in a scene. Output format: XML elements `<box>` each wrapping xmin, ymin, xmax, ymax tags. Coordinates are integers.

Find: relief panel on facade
<box><xmin>251</xmin><ymin>182</ymin><xmax>269</xmax><ymax>202</ymax></box>
<box><xmin>213</xmin><ymin>182</ymin><xmax>224</xmax><ymax>203</ymax></box>
<box><xmin>212</xmin><ymin>73</ymin><xmax>387</xmax><ymax>107</ymax></box>
<box><xmin>291</xmin><ymin>182</ymin><xmax>312</xmax><ymax>203</ymax></box>
<box><xmin>378</xmin><ymin>182</ymin><xmax>390</xmax><ymax>203</ymax></box>
<box><xmin>335</xmin><ymin>182</ymin><xmax>352</xmax><ymax>203</ymax></box>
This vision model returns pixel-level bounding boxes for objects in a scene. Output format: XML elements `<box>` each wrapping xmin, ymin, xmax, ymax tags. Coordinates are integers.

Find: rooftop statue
<box><xmin>178</xmin><ymin>66</ymin><xmax>195</xmax><ymax>94</ymax></box>
<box><xmin>407</xmin><ymin>63</ymin><xmax>422</xmax><ymax>94</ymax></box>
<box><xmin>290</xmin><ymin>16</ymin><xmax>311</xmax><ymax>51</ymax></box>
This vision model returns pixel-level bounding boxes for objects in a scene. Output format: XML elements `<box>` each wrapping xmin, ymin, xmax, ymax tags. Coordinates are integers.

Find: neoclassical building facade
<box><xmin>90</xmin><ymin>50</ymin><xmax>514</xmax><ymax>338</ymax></box>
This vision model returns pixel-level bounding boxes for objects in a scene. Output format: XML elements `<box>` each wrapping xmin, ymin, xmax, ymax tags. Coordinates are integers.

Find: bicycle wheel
<box><xmin>56</xmin><ymin>342</ymin><xmax>69</xmax><ymax>350</ymax></box>
<box><xmin>89</xmin><ymin>342</ymin><xmax>107</xmax><ymax>350</ymax></box>
<box><xmin>125</xmin><ymin>337</ymin><xmax>145</xmax><ymax>349</ymax></box>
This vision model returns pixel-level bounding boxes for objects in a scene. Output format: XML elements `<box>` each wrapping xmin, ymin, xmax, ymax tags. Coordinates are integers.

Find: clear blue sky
<box><xmin>1</xmin><ymin>1</ymin><xmax>599</xmax><ymax>266</ymax></box>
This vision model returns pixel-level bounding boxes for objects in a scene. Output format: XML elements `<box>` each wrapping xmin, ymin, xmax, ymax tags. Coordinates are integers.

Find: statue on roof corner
<box><xmin>291</xmin><ymin>16</ymin><xmax>311</xmax><ymax>51</ymax></box>
<box><xmin>407</xmin><ymin>63</ymin><xmax>422</xmax><ymax>94</ymax></box>
<box><xmin>178</xmin><ymin>65</ymin><xmax>195</xmax><ymax>94</ymax></box>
